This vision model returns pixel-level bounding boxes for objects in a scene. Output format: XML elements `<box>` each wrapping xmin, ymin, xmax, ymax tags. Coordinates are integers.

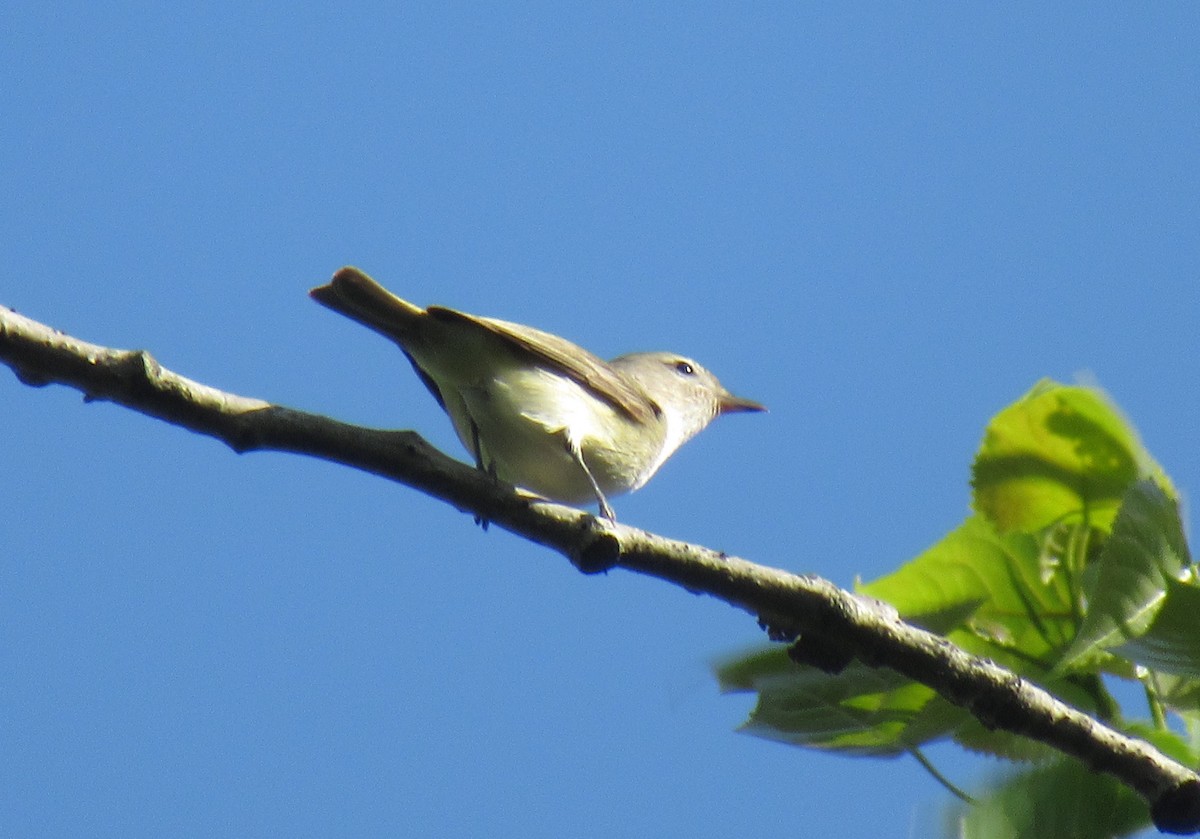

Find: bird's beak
<box><xmin>718</xmin><ymin>393</ymin><xmax>767</xmax><ymax>415</ymax></box>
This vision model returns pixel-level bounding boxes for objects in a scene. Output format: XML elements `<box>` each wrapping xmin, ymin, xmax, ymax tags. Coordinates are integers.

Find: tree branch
<box><xmin>3</xmin><ymin>303</ymin><xmax>1198</xmax><ymax>834</ymax></box>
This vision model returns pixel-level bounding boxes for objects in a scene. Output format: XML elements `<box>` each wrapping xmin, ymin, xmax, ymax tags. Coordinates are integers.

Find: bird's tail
<box><xmin>309</xmin><ymin>266</ymin><xmax>426</xmax><ymax>344</ymax></box>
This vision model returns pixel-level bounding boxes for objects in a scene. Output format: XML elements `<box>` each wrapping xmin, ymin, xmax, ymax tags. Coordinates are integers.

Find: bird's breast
<box><xmin>449</xmin><ymin>366</ymin><xmax>667</xmax><ymax>503</ymax></box>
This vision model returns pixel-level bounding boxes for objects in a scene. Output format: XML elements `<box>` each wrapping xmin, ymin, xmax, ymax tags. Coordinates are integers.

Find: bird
<box><xmin>310</xmin><ymin>266</ymin><xmax>764</xmax><ymax>519</ymax></box>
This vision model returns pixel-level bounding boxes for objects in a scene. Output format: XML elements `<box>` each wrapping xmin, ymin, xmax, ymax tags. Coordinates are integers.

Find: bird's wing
<box><xmin>426</xmin><ymin>307</ymin><xmax>659</xmax><ymax>423</ymax></box>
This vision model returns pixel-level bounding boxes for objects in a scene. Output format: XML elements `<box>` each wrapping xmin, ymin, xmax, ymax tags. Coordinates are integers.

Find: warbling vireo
<box><xmin>310</xmin><ymin>267</ymin><xmax>764</xmax><ymax>519</ymax></box>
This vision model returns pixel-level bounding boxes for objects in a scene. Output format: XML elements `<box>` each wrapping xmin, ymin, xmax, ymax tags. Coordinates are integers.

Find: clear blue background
<box><xmin>3</xmin><ymin>4</ymin><xmax>1198</xmax><ymax>837</ymax></box>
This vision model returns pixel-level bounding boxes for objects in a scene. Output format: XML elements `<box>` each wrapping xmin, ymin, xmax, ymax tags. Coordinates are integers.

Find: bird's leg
<box><xmin>469</xmin><ymin>419</ymin><xmax>488</xmax><ymax>473</ymax></box>
<box><xmin>565</xmin><ymin>437</ymin><xmax>616</xmax><ymax>521</ymax></box>
<box><xmin>595</xmin><ymin>493</ymin><xmax>615</xmax><ymax>521</ymax></box>
<box><xmin>469</xmin><ymin>418</ymin><xmax>494</xmax><ymax>530</ymax></box>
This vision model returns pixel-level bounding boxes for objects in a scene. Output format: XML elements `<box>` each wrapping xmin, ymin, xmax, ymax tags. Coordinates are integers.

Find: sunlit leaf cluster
<box><xmin>717</xmin><ymin>380</ymin><xmax>1197</xmax><ymax>837</ymax></box>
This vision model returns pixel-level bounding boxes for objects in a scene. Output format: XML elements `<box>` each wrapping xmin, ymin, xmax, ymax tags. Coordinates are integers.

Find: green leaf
<box><xmin>1155</xmin><ymin>675</ymin><xmax>1200</xmax><ymax>717</ymax></box>
<box><xmin>1175</xmin><ymin>709</ymin><xmax>1200</xmax><ymax>756</ymax></box>
<box><xmin>946</xmin><ymin>758</ymin><xmax>1149</xmax><ymax>839</ymax></box>
<box><xmin>971</xmin><ymin>381</ymin><xmax>1168</xmax><ymax>534</ymax></box>
<box><xmin>715</xmin><ymin>646</ymin><xmax>793</xmax><ymax>692</ymax></box>
<box><xmin>1056</xmin><ymin>480</ymin><xmax>1192</xmax><ymax>673</ymax></box>
<box><xmin>1114</xmin><ymin>579</ymin><xmax>1200</xmax><ymax>677</ymax></box>
<box><xmin>718</xmin><ymin>648</ymin><xmax>961</xmax><ymax>756</ymax></box>
<box><xmin>716</xmin><ymin>643</ymin><xmax>1099</xmax><ymax>763</ymax></box>
<box><xmin>861</xmin><ymin>515</ymin><xmax>1075</xmax><ymax>667</ymax></box>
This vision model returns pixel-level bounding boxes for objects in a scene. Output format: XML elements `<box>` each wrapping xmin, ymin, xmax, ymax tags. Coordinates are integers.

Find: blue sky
<box><xmin>3</xmin><ymin>4</ymin><xmax>1198</xmax><ymax>837</ymax></box>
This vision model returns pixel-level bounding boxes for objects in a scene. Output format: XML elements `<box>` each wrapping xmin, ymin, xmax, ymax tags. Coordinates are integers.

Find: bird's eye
<box><xmin>674</xmin><ymin>360</ymin><xmax>695</xmax><ymax>376</ymax></box>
